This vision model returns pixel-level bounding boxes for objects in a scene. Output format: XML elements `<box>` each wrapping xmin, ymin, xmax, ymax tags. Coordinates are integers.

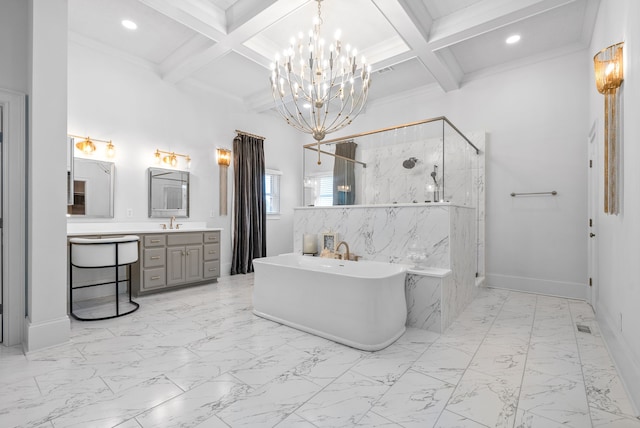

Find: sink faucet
<box><xmin>169</xmin><ymin>216</ymin><xmax>176</xmax><ymax>229</ymax></box>
<box><xmin>335</xmin><ymin>241</ymin><xmax>350</xmax><ymax>261</ymax></box>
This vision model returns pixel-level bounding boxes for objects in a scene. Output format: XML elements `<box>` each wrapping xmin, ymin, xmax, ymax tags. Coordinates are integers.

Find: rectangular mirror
<box><xmin>148</xmin><ymin>167</ymin><xmax>190</xmax><ymax>218</ymax></box>
<box><xmin>67</xmin><ymin>158</ymin><xmax>115</xmax><ymax>218</ymax></box>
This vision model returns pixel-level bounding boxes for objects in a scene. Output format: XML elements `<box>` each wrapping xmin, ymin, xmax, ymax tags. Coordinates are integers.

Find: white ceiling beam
<box><xmin>159</xmin><ymin>0</ymin><xmax>309</xmax><ymax>84</ymax></box>
<box><xmin>428</xmin><ymin>0</ymin><xmax>578</xmax><ymax>50</ymax></box>
<box><xmin>226</xmin><ymin>0</ymin><xmax>277</xmax><ymax>34</ymax></box>
<box><xmin>372</xmin><ymin>0</ymin><xmax>461</xmax><ymax>92</ymax></box>
<box><xmin>138</xmin><ymin>0</ymin><xmax>227</xmax><ymax>41</ymax></box>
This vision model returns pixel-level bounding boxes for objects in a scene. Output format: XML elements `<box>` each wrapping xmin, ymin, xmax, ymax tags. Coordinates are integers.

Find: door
<box><xmin>184</xmin><ymin>245</ymin><xmax>202</xmax><ymax>283</ymax></box>
<box><xmin>166</xmin><ymin>246</ymin><xmax>185</xmax><ymax>286</ymax></box>
<box><xmin>588</xmin><ymin>121</ymin><xmax>598</xmax><ymax>308</ymax></box>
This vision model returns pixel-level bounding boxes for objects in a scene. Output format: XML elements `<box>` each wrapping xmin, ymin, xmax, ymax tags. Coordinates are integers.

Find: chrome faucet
<box><xmin>169</xmin><ymin>216</ymin><xmax>176</xmax><ymax>229</ymax></box>
<box><xmin>335</xmin><ymin>241</ymin><xmax>350</xmax><ymax>261</ymax></box>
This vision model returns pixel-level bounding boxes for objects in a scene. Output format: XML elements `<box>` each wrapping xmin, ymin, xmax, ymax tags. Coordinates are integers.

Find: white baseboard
<box><xmin>486</xmin><ymin>273</ymin><xmax>588</xmax><ymax>300</ymax></box>
<box><xmin>597</xmin><ymin>304</ymin><xmax>640</xmax><ymax>416</ymax></box>
<box><xmin>23</xmin><ymin>316</ymin><xmax>70</xmax><ymax>353</ymax></box>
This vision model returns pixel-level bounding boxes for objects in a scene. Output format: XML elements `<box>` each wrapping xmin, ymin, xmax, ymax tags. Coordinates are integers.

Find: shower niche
<box><xmin>302</xmin><ymin>117</ymin><xmax>481</xmax><ymax>207</ymax></box>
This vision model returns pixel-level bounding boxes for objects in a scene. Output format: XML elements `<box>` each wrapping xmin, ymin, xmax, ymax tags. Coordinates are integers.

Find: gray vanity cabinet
<box><xmin>133</xmin><ymin>230</ymin><xmax>220</xmax><ymax>296</ymax></box>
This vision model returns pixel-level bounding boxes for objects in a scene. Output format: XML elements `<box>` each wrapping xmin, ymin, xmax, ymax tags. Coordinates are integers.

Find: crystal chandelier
<box><xmin>269</xmin><ymin>0</ymin><xmax>372</xmax><ymax>142</ymax></box>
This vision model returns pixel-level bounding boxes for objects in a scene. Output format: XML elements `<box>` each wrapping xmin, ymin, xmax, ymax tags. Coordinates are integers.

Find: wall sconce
<box><xmin>217</xmin><ymin>148</ymin><xmax>231</xmax><ymax>166</ymax></box>
<box><xmin>217</xmin><ymin>148</ymin><xmax>232</xmax><ymax>215</ymax></box>
<box><xmin>154</xmin><ymin>149</ymin><xmax>191</xmax><ymax>169</ymax></box>
<box><xmin>69</xmin><ymin>134</ymin><xmax>116</xmax><ymax>158</ymax></box>
<box><xmin>594</xmin><ymin>42</ymin><xmax>624</xmax><ymax>215</ymax></box>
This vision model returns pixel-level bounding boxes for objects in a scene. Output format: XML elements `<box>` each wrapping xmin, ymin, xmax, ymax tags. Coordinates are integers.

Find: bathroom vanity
<box><xmin>132</xmin><ymin>229</ymin><xmax>220</xmax><ymax>295</ymax></box>
<box><xmin>67</xmin><ymin>226</ymin><xmax>222</xmax><ymax>298</ymax></box>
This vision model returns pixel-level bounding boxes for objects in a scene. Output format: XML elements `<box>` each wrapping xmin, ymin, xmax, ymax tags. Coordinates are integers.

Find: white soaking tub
<box><xmin>252</xmin><ymin>254</ymin><xmax>409</xmax><ymax>351</ymax></box>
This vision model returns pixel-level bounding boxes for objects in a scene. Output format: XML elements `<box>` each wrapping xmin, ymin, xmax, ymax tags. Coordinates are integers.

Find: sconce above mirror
<box><xmin>148</xmin><ymin>167</ymin><xmax>190</xmax><ymax>218</ymax></box>
<box><xmin>67</xmin><ymin>158</ymin><xmax>115</xmax><ymax>218</ymax></box>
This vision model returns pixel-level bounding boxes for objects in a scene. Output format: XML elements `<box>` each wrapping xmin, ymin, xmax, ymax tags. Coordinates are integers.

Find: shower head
<box><xmin>402</xmin><ymin>157</ymin><xmax>418</xmax><ymax>169</ymax></box>
<box><xmin>431</xmin><ymin>164</ymin><xmax>438</xmax><ymax>183</ymax></box>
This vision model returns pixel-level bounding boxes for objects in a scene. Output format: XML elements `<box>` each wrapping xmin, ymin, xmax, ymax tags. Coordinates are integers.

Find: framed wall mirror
<box><xmin>67</xmin><ymin>158</ymin><xmax>115</xmax><ymax>218</ymax></box>
<box><xmin>148</xmin><ymin>167</ymin><xmax>190</xmax><ymax>218</ymax></box>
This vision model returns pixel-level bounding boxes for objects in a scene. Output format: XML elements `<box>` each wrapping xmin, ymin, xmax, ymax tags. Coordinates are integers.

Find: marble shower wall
<box><xmin>293</xmin><ymin>204</ymin><xmax>453</xmax><ymax>267</ymax></box>
<box><xmin>357</xmin><ymin>132</ymin><xmax>485</xmax><ymax>209</ymax></box>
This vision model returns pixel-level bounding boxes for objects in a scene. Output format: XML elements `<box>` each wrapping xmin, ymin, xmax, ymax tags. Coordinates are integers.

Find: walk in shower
<box><xmin>302</xmin><ymin>117</ymin><xmax>481</xmax><ymax>208</ymax></box>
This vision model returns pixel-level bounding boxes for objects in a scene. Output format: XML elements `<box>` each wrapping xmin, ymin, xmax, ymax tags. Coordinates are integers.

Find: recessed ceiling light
<box><xmin>506</xmin><ymin>34</ymin><xmax>521</xmax><ymax>44</ymax></box>
<box><xmin>121</xmin><ymin>19</ymin><xmax>137</xmax><ymax>30</ymax></box>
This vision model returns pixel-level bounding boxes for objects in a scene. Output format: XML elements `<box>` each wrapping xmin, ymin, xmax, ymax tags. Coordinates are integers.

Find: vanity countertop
<box><xmin>67</xmin><ymin>222</ymin><xmax>223</xmax><ymax>237</ymax></box>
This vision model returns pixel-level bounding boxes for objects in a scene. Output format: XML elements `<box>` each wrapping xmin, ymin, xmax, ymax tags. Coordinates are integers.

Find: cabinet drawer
<box><xmin>204</xmin><ymin>261</ymin><xmax>220</xmax><ymax>279</ymax></box>
<box><xmin>204</xmin><ymin>232</ymin><xmax>220</xmax><ymax>244</ymax></box>
<box><xmin>167</xmin><ymin>233</ymin><xmax>202</xmax><ymax>246</ymax></box>
<box><xmin>143</xmin><ymin>267</ymin><xmax>166</xmax><ymax>290</ymax></box>
<box><xmin>204</xmin><ymin>243</ymin><xmax>220</xmax><ymax>261</ymax></box>
<box><xmin>144</xmin><ymin>248</ymin><xmax>165</xmax><ymax>268</ymax></box>
<box><xmin>144</xmin><ymin>235</ymin><xmax>166</xmax><ymax>247</ymax></box>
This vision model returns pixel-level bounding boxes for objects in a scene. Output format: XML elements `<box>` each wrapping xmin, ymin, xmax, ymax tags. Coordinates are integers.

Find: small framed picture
<box><xmin>321</xmin><ymin>232</ymin><xmax>338</xmax><ymax>252</ymax></box>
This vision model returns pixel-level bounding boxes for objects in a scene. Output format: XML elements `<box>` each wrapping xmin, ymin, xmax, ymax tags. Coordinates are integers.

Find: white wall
<box><xmin>67</xmin><ymin>40</ymin><xmax>302</xmax><ymax>272</ymax></box>
<box><xmin>589</xmin><ymin>0</ymin><xmax>640</xmax><ymax>412</ymax></box>
<box><xmin>334</xmin><ymin>50</ymin><xmax>590</xmax><ymax>298</ymax></box>
<box><xmin>25</xmin><ymin>0</ymin><xmax>70</xmax><ymax>352</ymax></box>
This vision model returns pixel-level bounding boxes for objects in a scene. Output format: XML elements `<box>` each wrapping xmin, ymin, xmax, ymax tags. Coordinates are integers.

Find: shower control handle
<box><xmin>590</xmin><ymin>233</ymin><xmax>596</xmax><ymax>238</ymax></box>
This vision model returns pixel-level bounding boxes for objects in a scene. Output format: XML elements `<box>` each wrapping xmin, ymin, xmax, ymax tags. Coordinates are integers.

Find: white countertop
<box><xmin>67</xmin><ymin>222</ymin><xmax>223</xmax><ymax>236</ymax></box>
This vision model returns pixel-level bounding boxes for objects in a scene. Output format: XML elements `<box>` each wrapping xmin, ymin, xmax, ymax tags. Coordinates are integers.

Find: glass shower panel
<box><xmin>302</xmin><ymin>117</ymin><xmax>478</xmax><ymax>207</ymax></box>
<box><xmin>443</xmin><ymin>122</ymin><xmax>474</xmax><ymax>206</ymax></box>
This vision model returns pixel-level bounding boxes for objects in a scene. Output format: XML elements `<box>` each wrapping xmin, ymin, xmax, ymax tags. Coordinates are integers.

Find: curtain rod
<box><xmin>235</xmin><ymin>130</ymin><xmax>266</xmax><ymax>140</ymax></box>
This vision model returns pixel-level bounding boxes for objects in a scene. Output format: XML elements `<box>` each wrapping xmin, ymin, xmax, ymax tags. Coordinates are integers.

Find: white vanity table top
<box><xmin>67</xmin><ymin>222</ymin><xmax>223</xmax><ymax>236</ymax></box>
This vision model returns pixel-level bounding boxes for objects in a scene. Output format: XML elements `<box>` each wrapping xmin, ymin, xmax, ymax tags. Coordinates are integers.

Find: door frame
<box><xmin>587</xmin><ymin>120</ymin><xmax>599</xmax><ymax>309</ymax></box>
<box><xmin>0</xmin><ymin>88</ymin><xmax>26</xmax><ymax>346</ymax></box>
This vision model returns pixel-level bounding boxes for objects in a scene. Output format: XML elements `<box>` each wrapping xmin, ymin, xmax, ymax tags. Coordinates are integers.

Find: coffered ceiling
<box><xmin>68</xmin><ymin>0</ymin><xmax>600</xmax><ymax>112</ymax></box>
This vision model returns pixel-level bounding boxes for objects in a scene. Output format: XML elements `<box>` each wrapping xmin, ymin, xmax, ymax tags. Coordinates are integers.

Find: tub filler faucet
<box><xmin>335</xmin><ymin>241</ymin><xmax>350</xmax><ymax>261</ymax></box>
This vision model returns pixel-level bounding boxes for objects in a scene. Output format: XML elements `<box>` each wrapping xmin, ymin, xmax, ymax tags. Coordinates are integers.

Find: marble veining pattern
<box><xmin>1</xmin><ymin>275</ymin><xmax>638</xmax><ymax>428</ymax></box>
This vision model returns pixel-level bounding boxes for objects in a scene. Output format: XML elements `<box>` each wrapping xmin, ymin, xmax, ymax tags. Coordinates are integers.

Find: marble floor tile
<box><xmin>590</xmin><ymin>408</ymin><xmax>640</xmax><ymax>428</ymax></box>
<box><xmin>351</xmin><ymin>345</ymin><xmax>421</xmax><ymax>386</ymax></box>
<box><xmin>1</xmin><ymin>278</ymin><xmax>637</xmax><ymax>428</ymax></box>
<box><xmin>372</xmin><ymin>369</ymin><xmax>456</xmax><ymax>427</ymax></box>
<box><xmin>411</xmin><ymin>340</ymin><xmax>477</xmax><ymax>385</ymax></box>
<box><xmin>135</xmin><ymin>373</ymin><xmax>250</xmax><ymax>428</ymax></box>
<box><xmin>296</xmin><ymin>371</ymin><xmax>390</xmax><ymax>427</ymax></box>
<box><xmin>517</xmin><ymin>370</ymin><xmax>591</xmax><ymax>428</ymax></box>
<box><xmin>217</xmin><ymin>374</ymin><xmax>322</xmax><ymax>428</ymax></box>
<box><xmin>434</xmin><ymin>410</ymin><xmax>487</xmax><ymax>428</ymax></box>
<box><xmin>50</xmin><ymin>375</ymin><xmax>183</xmax><ymax>428</ymax></box>
<box><xmin>445</xmin><ymin>369</ymin><xmax>520</xmax><ymax>428</ymax></box>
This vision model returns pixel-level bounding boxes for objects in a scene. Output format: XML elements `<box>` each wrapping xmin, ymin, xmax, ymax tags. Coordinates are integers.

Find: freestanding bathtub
<box><xmin>252</xmin><ymin>254</ymin><xmax>409</xmax><ymax>351</ymax></box>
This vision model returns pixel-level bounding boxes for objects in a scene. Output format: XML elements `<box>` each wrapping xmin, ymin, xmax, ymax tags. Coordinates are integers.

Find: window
<box><xmin>265</xmin><ymin>169</ymin><xmax>282</xmax><ymax>215</ymax></box>
<box><xmin>315</xmin><ymin>174</ymin><xmax>333</xmax><ymax>206</ymax></box>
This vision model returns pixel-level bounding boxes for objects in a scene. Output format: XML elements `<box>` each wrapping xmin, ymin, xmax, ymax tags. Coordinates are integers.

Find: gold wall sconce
<box><xmin>594</xmin><ymin>42</ymin><xmax>624</xmax><ymax>215</ymax></box>
<box><xmin>154</xmin><ymin>149</ymin><xmax>191</xmax><ymax>169</ymax></box>
<box><xmin>217</xmin><ymin>148</ymin><xmax>232</xmax><ymax>216</ymax></box>
<box><xmin>69</xmin><ymin>134</ymin><xmax>116</xmax><ymax>158</ymax></box>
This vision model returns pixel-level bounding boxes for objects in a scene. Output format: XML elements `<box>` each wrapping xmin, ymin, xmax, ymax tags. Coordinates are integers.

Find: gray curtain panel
<box><xmin>231</xmin><ymin>134</ymin><xmax>267</xmax><ymax>274</ymax></box>
<box><xmin>333</xmin><ymin>141</ymin><xmax>357</xmax><ymax>205</ymax></box>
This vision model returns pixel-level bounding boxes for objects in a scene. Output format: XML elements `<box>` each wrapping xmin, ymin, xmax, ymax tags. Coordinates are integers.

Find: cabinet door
<box><xmin>166</xmin><ymin>246</ymin><xmax>186</xmax><ymax>286</ymax></box>
<box><xmin>185</xmin><ymin>245</ymin><xmax>203</xmax><ymax>283</ymax></box>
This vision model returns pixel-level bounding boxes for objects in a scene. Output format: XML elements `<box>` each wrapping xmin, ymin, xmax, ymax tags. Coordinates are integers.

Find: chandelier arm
<box><xmin>272</xmin><ymin>92</ymin><xmax>313</xmax><ymax>135</ymax></box>
<box><xmin>283</xmin><ymin>72</ymin><xmax>317</xmax><ymax>133</ymax></box>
